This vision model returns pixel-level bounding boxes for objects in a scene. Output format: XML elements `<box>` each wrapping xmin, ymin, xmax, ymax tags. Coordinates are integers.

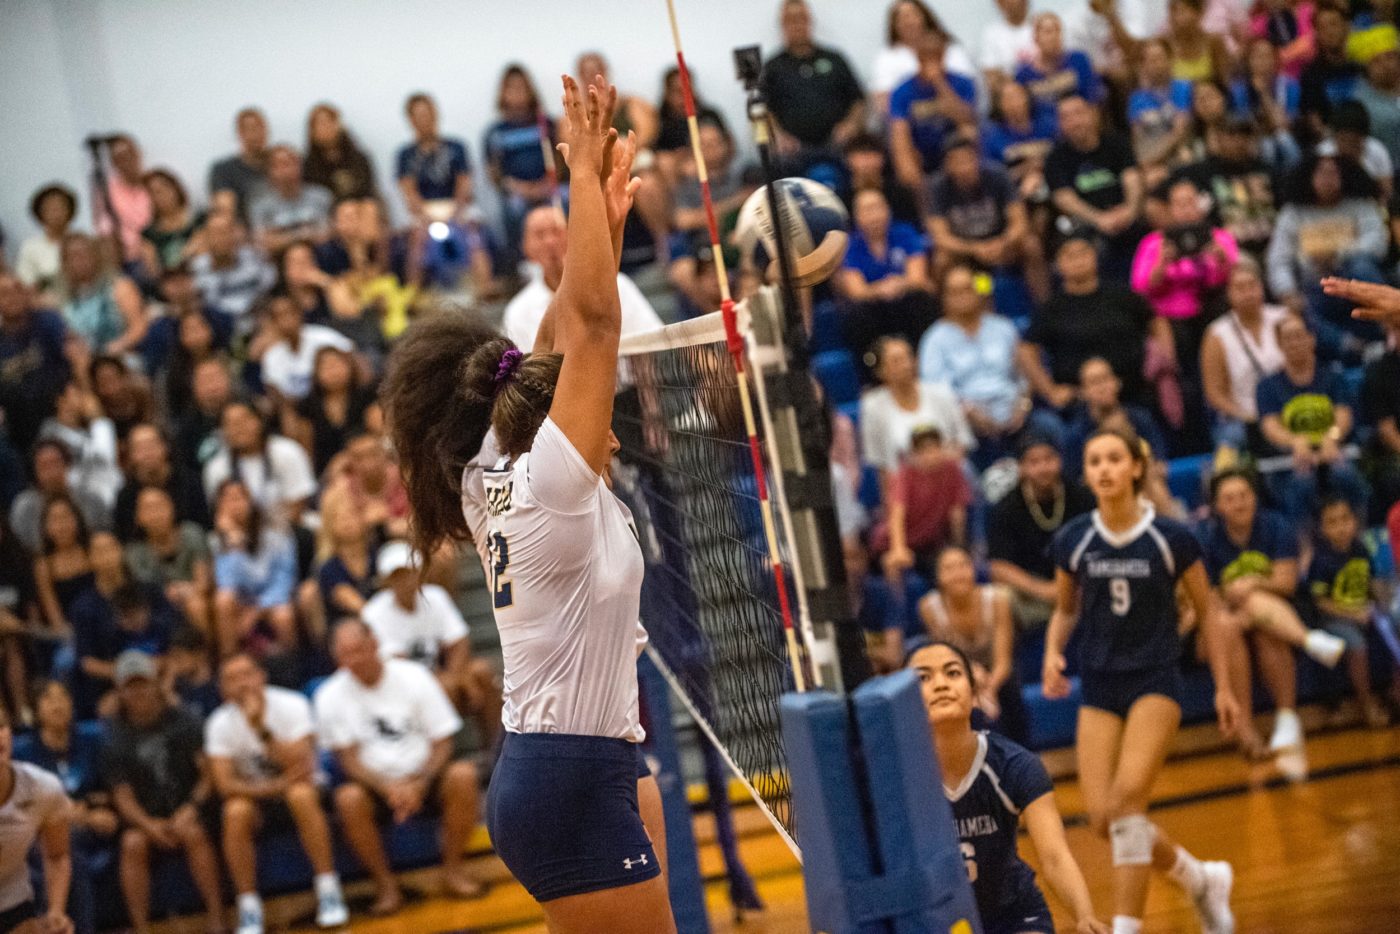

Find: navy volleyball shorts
<box><xmin>983</xmin><ymin>888</ymin><xmax>1055</xmax><ymax>934</ymax></box>
<box><xmin>1080</xmin><ymin>666</ymin><xmax>1184</xmax><ymax>719</ymax></box>
<box><xmin>486</xmin><ymin>732</ymin><xmax>660</xmax><ymax>903</ymax></box>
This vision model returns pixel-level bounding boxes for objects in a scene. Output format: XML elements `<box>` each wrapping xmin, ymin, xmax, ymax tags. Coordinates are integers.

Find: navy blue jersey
<box><xmin>1054</xmin><ymin>508</ymin><xmax>1202</xmax><ymax>673</ymax></box>
<box><xmin>945</xmin><ymin>731</ymin><xmax>1054</xmax><ymax>926</ymax></box>
<box><xmin>1197</xmin><ymin>510</ymin><xmax>1297</xmax><ymax>586</ymax></box>
<box><xmin>1306</xmin><ymin>538</ymin><xmax>1372</xmax><ymax>612</ymax></box>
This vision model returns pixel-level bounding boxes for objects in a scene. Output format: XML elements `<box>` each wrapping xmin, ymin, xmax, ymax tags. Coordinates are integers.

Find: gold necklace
<box><xmin>1023</xmin><ymin>482</ymin><xmax>1065</xmax><ymax>532</ymax></box>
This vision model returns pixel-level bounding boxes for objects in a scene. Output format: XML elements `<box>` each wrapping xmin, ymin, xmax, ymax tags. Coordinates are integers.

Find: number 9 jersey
<box><xmin>1052</xmin><ymin>506</ymin><xmax>1203</xmax><ymax>675</ymax></box>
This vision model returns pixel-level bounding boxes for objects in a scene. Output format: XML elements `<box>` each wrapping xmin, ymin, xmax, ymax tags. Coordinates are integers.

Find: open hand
<box><xmin>1321</xmin><ymin>276</ymin><xmax>1400</xmax><ymax>326</ymax></box>
<box><xmin>556</xmin><ymin>74</ymin><xmax>617</xmax><ymax>176</ymax></box>
<box><xmin>603</xmin><ymin>130</ymin><xmax>642</xmax><ymax>232</ymax></box>
<box><xmin>1215</xmin><ymin>689</ymin><xmax>1243</xmax><ymax>739</ymax></box>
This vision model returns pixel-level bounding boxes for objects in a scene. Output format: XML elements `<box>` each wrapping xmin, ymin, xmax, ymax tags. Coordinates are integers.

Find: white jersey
<box><xmin>204</xmin><ymin>686</ymin><xmax>318</xmax><ymax>783</ymax></box>
<box><xmin>0</xmin><ymin>762</ymin><xmax>69</xmax><ymax>912</ymax></box>
<box><xmin>461</xmin><ymin>420</ymin><xmax>646</xmax><ymax>742</ymax></box>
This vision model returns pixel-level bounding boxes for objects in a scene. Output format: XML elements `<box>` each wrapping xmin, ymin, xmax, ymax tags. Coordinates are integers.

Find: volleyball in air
<box><xmin>735</xmin><ymin>177</ymin><xmax>849</xmax><ymax>287</ymax></box>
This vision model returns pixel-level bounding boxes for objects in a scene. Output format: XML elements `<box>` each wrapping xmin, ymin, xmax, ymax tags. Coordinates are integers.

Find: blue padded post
<box><xmin>781</xmin><ymin>690</ymin><xmax>891</xmax><ymax>934</ymax></box>
<box><xmin>853</xmin><ymin>671</ymin><xmax>982</xmax><ymax>934</ymax></box>
<box><xmin>639</xmin><ymin>652</ymin><xmax>711</xmax><ymax>934</ymax></box>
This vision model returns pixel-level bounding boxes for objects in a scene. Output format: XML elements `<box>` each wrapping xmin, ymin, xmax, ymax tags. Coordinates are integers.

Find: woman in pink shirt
<box><xmin>94</xmin><ymin>135</ymin><xmax>153</xmax><ymax>264</ymax></box>
<box><xmin>1131</xmin><ymin>177</ymin><xmax>1238</xmax><ymax>325</ymax></box>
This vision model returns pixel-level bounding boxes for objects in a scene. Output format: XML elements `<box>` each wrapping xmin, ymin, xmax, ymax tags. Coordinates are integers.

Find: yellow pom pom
<box><xmin>973</xmin><ymin>273</ymin><xmax>993</xmax><ymax>296</ymax></box>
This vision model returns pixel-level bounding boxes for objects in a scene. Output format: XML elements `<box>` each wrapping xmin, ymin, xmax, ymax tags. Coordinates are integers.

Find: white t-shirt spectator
<box><xmin>979</xmin><ymin>19</ymin><xmax>1036</xmax><ymax>75</ymax></box>
<box><xmin>0</xmin><ymin>763</ymin><xmax>68</xmax><ymax>914</ymax></box>
<box><xmin>501</xmin><ymin>271</ymin><xmax>663</xmax><ymax>350</ymax></box>
<box><xmin>313</xmin><ymin>658</ymin><xmax>462</xmax><ymax>781</ymax></box>
<box><xmin>362</xmin><ymin>584</ymin><xmax>469</xmax><ymax>666</ymax></box>
<box><xmin>15</xmin><ymin>235</ymin><xmax>61</xmax><ymax>295</ymax></box>
<box><xmin>204</xmin><ymin>685</ymin><xmax>317</xmax><ymax>782</ymax></box>
<box><xmin>203</xmin><ymin>434</ymin><xmax>318</xmax><ymax>512</ymax></box>
<box><xmin>37</xmin><ymin>417</ymin><xmax>123</xmax><ymax>508</ymax></box>
<box><xmin>859</xmin><ymin>382</ymin><xmax>975</xmax><ymax>472</ymax></box>
<box><xmin>260</xmin><ymin>324</ymin><xmax>354</xmax><ymax>402</ymax></box>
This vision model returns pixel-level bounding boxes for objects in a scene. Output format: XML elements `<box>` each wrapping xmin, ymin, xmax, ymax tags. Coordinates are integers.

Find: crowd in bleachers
<box><xmin>5</xmin><ymin>0</ymin><xmax>1400</xmax><ymax>930</ymax></box>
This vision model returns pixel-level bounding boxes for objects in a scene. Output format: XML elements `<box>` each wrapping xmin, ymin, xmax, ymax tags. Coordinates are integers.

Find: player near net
<box><xmin>382</xmin><ymin>74</ymin><xmax>675</xmax><ymax>934</ymax></box>
<box><xmin>0</xmin><ymin>705</ymin><xmax>73</xmax><ymax>934</ymax></box>
<box><xmin>908</xmin><ymin>640</ymin><xmax>1107</xmax><ymax>934</ymax></box>
<box><xmin>1043</xmin><ymin>426</ymin><xmax>1243</xmax><ymax>934</ymax></box>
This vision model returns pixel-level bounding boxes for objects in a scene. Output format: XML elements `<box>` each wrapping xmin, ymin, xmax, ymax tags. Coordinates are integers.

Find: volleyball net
<box><xmin>610</xmin><ymin>286</ymin><xmax>865</xmax><ymax>853</ymax></box>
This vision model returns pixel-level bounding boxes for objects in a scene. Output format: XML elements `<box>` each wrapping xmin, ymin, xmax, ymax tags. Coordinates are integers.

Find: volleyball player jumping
<box><xmin>1043</xmin><ymin>427</ymin><xmax>1243</xmax><ymax>934</ymax></box>
<box><xmin>383</xmin><ymin>75</ymin><xmax>676</xmax><ymax>933</ymax></box>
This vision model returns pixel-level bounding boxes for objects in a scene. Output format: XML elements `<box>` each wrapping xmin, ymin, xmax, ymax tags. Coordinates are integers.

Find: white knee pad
<box><xmin>1109</xmin><ymin>814</ymin><xmax>1155</xmax><ymax>866</ymax></box>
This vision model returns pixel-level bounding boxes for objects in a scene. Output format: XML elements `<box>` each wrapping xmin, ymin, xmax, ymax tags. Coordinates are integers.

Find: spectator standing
<box><xmin>396</xmin><ymin>93</ymin><xmax>474</xmax><ymax>223</ymax></box>
<box><xmin>209</xmin><ymin>108</ymin><xmax>270</xmax><ymax>222</ymax></box>
<box><xmin>16</xmin><ymin>184</ymin><xmax>78</xmax><ymax>306</ymax></box>
<box><xmin>859</xmin><ymin>336</ymin><xmax>973</xmax><ymax>480</ymax></box>
<box><xmin>103</xmin><ymin>650</ymin><xmax>224</xmax><ymax>934</ymax></box>
<box><xmin>314</xmin><ymin>620</ymin><xmax>483</xmax><ymax>913</ymax></box>
<box><xmin>303</xmin><ymin>104</ymin><xmax>377</xmax><ymax>201</ymax></box>
<box><xmin>762</xmin><ymin>0</ymin><xmax>867</xmax><ymax>170</ymax></box>
<box><xmin>1200</xmin><ymin>260</ymin><xmax>1288</xmax><ymax>451</ymax></box>
<box><xmin>247</xmin><ymin>147</ymin><xmax>333</xmax><ymax>255</ymax></box>
<box><xmin>206</xmin><ymin>653</ymin><xmax>348</xmax><ymax>934</ymax></box>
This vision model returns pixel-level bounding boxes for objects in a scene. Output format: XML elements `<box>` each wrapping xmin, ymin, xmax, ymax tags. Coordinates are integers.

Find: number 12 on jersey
<box><xmin>488</xmin><ymin>531</ymin><xmax>513</xmax><ymax>609</ymax></box>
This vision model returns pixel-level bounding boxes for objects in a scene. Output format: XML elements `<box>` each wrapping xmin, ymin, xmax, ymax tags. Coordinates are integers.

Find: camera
<box><xmin>733</xmin><ymin>45</ymin><xmax>763</xmax><ymax>89</ymax></box>
<box><xmin>1166</xmin><ymin>222</ymin><xmax>1212</xmax><ymax>256</ymax></box>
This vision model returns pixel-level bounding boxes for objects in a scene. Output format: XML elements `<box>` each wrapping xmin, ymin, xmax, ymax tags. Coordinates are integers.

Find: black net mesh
<box><xmin>611</xmin><ymin>336</ymin><xmax>798</xmax><ymax>841</ymax></box>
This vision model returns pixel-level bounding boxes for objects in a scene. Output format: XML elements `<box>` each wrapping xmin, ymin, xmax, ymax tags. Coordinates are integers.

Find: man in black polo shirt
<box><xmin>761</xmin><ymin>0</ymin><xmax>865</xmax><ymax>170</ymax></box>
<box><xmin>986</xmin><ymin>434</ymin><xmax>1093</xmax><ymax>629</ymax></box>
<box><xmin>1045</xmin><ymin>95</ymin><xmax>1142</xmax><ymax>280</ymax></box>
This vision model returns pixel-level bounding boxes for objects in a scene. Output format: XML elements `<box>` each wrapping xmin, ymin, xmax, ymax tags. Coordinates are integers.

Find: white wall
<box><xmin>0</xmin><ymin>0</ymin><xmax>1017</xmax><ymax>250</ymax></box>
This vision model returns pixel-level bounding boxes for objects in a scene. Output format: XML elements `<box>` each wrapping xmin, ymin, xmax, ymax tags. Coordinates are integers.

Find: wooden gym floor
<box><xmin>160</xmin><ymin>723</ymin><xmax>1400</xmax><ymax>934</ymax></box>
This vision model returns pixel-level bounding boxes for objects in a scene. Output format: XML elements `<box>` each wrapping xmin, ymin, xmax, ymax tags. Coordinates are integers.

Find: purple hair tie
<box><xmin>493</xmin><ymin>348</ymin><xmax>524</xmax><ymax>394</ymax></box>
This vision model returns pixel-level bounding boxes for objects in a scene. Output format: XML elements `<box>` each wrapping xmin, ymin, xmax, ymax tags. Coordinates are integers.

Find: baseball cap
<box><xmin>114</xmin><ymin>650</ymin><xmax>158</xmax><ymax>686</ymax></box>
<box><xmin>376</xmin><ymin>540</ymin><xmax>419</xmax><ymax>579</ymax></box>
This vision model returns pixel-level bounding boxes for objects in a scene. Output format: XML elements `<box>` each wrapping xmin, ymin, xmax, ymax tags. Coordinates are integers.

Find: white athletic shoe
<box><xmin>1268</xmin><ymin>709</ymin><xmax>1302</xmax><ymax>752</ymax></box>
<box><xmin>1303</xmin><ymin>630</ymin><xmax>1346</xmax><ymax>669</ymax></box>
<box><xmin>316</xmin><ymin>888</ymin><xmax>349</xmax><ymax>929</ymax></box>
<box><xmin>236</xmin><ymin>904</ymin><xmax>264</xmax><ymax>934</ymax></box>
<box><xmin>1193</xmin><ymin>861</ymin><xmax>1235</xmax><ymax>934</ymax></box>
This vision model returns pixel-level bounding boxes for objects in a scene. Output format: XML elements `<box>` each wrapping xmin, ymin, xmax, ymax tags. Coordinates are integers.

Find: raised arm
<box><xmin>548</xmin><ymin>75</ymin><xmax>625</xmax><ymax>473</ymax></box>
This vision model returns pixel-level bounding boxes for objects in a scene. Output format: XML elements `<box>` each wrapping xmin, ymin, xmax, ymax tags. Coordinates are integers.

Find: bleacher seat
<box><xmin>808</xmin><ymin>299</ymin><xmax>846</xmax><ymax>355</ymax></box>
<box><xmin>811</xmin><ymin>349</ymin><xmax>861</xmax><ymax>407</ymax></box>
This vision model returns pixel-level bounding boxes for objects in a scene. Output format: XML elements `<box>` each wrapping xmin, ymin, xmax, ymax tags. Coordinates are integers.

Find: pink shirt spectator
<box><xmin>1249</xmin><ymin>2</ymin><xmax>1315</xmax><ymax>79</ymax></box>
<box><xmin>96</xmin><ymin>176</ymin><xmax>153</xmax><ymax>262</ymax></box>
<box><xmin>1130</xmin><ymin>228</ymin><xmax>1239</xmax><ymax>320</ymax></box>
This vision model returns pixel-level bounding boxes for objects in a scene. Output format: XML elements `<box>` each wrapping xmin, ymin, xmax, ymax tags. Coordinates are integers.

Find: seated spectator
<box><xmin>315</xmin><ymin>620</ymin><xmax>484</xmax><ymax>912</ymax></box>
<box><xmin>1298</xmin><ymin>6</ymin><xmax>1359</xmax><ymax>136</ymax></box>
<box><xmin>982</xmin><ymin>81</ymin><xmax>1056</xmax><ymax>205</ymax></box>
<box><xmin>303</xmin><ymin>103</ymin><xmax>377</xmax><ymax>201</ymax></box>
<box><xmin>1362</xmin><ymin>321</ymin><xmax>1400</xmax><ymax>513</ymax></box>
<box><xmin>97</xmin><ymin>135</ymin><xmax>154</xmax><ymax>265</ymax></box>
<box><xmin>287</xmin><ymin>346</ymin><xmax>381</xmax><ymax>479</ymax></box>
<box><xmin>841</xmin><ymin>134</ymin><xmax>922</xmax><ymax>226</ymax></box>
<box><xmin>917</xmin><ymin>545</ymin><xmax>1027</xmax><ymax>743</ymax></box>
<box><xmin>396</xmin><ymin>92</ymin><xmax>474</xmax><ymax>223</ymax></box>
<box><xmin>918</xmin><ymin>263</ymin><xmax>1057</xmax><ymax>465</ymax></box>
<box><xmin>1063</xmin><ymin>358</ymin><xmax>1167</xmax><ymax>478</ymax></box>
<box><xmin>114</xmin><ymin>423</ymin><xmax>208</xmax><ymax>541</ymax></box>
<box><xmin>202</xmin><ymin>401</ymin><xmax>318</xmax><ymax>525</ymax></box>
<box><xmin>858</xmin><ymin>336</ymin><xmax>973</xmax><ymax>482</ymax></box>
<box><xmin>484</xmin><ymin>65</ymin><xmax>556</xmax><ymax>256</ymax></box>
<box><xmin>762</xmin><ymin>0</ymin><xmax>867</xmax><ymax>169</ymax></box>
<box><xmin>13</xmin><ymin>678</ymin><xmax>118</xmax><ymax>934</ymax></box>
<box><xmin>672</xmin><ymin>117</ymin><xmax>751</xmax><ymax>235</ymax></box>
<box><xmin>0</xmin><ymin>273</ymin><xmax>74</xmax><ymax>456</ymax></box>
<box><xmin>362</xmin><ymin>541</ymin><xmax>501</xmax><ymax>743</ymax></box>
<box><xmin>1266</xmin><ymin>153</ymin><xmax>1387</xmax><ymax>361</ymax></box>
<box><xmin>72</xmin><ymin>533</ymin><xmax>177</xmax><ymax>718</ymax></box>
<box><xmin>59</xmin><ymin>233</ymin><xmax>147</xmax><ymax>357</ymax></box>
<box><xmin>307</xmin><ymin>492</ymin><xmax>378</xmax><ymax>641</ymax></box>
<box><xmin>210</xmin><ymin>479</ymin><xmax>298</xmax><ymax>660</ymax></box>
<box><xmin>1103</xmin><ymin>0</ymin><xmax>1229</xmax><ymax>84</ymax></box>
<box><xmin>209</xmin><ymin>107</ymin><xmax>270</xmax><ymax>221</ymax></box>
<box><xmin>1046</xmin><ymin>95</ymin><xmax>1143</xmax><ymax>280</ymax></box>
<box><xmin>320</xmin><ymin>433</ymin><xmax>409</xmax><ymax>544</ymax></box>
<box><xmin>172</xmin><ymin>356</ymin><xmax>236</xmax><ymax>476</ymax></box>
<box><xmin>834</xmin><ymin>189</ymin><xmax>934</xmax><ymax>358</ymax></box>
<box><xmin>276</xmin><ymin>239</ymin><xmax>380</xmax><ymax>360</ymax></box>
<box><xmin>1199</xmin><ymin>468</ymin><xmax>1348</xmax><ymax>766</ymax></box>
<box><xmin>1026</xmin><ymin>234</ymin><xmax>1156</xmax><ymax>409</ymax></box>
<box><xmin>875</xmin><ymin>0</ymin><xmax>977</xmax><ymax>117</ymax></box>
<box><xmin>927</xmin><ymin>134</ymin><xmax>1047</xmax><ymax>304</ymax></box>
<box><xmin>38</xmin><ymin>379</ymin><xmax>123</xmax><ymax>509</ymax></box>
<box><xmin>155</xmin><ymin>276</ymin><xmax>229</xmax><ymax>415</ymax></box>
<box><xmin>1201</xmin><ymin>259</ymin><xmax>1288</xmax><ymax>451</ymax></box>
<box><xmin>1318</xmin><ymin>101</ymin><xmax>1394</xmax><ymax>202</ymax></box>
<box><xmin>206</xmin><ymin>653</ymin><xmax>348</xmax><ymax>934</ymax></box>
<box><xmin>103</xmin><ymin>649</ymin><xmax>224</xmax><ymax>934</ymax></box>
<box><xmin>125</xmin><ymin>486</ymin><xmax>212</xmax><ymax>631</ymax></box>
<box><xmin>1353</xmin><ymin>23</ymin><xmax>1400</xmax><ymax>169</ymax></box>
<box><xmin>872</xmin><ymin>427</ymin><xmax>971</xmax><ymax>581</ymax></box>
<box><xmin>1308</xmin><ymin>497</ymin><xmax>1392</xmax><ymax>727</ymax></box>
<box><xmin>250</xmin><ymin>292</ymin><xmax>355</xmax><ymax>407</ymax></box>
<box><xmin>1129</xmin><ymin>39</ymin><xmax>1195</xmax><ymax>182</ymax></box>
<box><xmin>139</xmin><ymin>169</ymin><xmax>205</xmax><ymax>278</ymax></box>
<box><xmin>1256</xmin><ymin>312</ymin><xmax>1370</xmax><ymax>523</ymax></box>
<box><xmin>190</xmin><ymin>212</ymin><xmax>276</xmax><ymax>332</ymax></box>
<box><xmin>501</xmin><ymin>205</ymin><xmax>662</xmax><ymax>349</ymax></box>
<box><xmin>165</xmin><ymin>624</ymin><xmax>221</xmax><ymax>717</ymax></box>
<box><xmin>1231</xmin><ymin>38</ymin><xmax>1301</xmax><ymax>135</ymax></box>
<box><xmin>1015</xmin><ymin>12</ymin><xmax>1103</xmax><ymax>119</ymax></box>
<box><xmin>987</xmin><ymin>434</ymin><xmax>1093</xmax><ymax>629</ymax></box>
<box><xmin>655</xmin><ymin>66</ymin><xmax>723</xmax><ymax>173</ymax></box>
<box><xmin>34</xmin><ymin>495</ymin><xmax>95</xmax><ymax>638</ymax></box>
<box><xmin>890</xmin><ymin>31</ymin><xmax>977</xmax><ymax>196</ymax></box>
<box><xmin>248</xmin><ymin>146</ymin><xmax>333</xmax><ymax>254</ymax></box>
<box><xmin>90</xmin><ymin>353</ymin><xmax>156</xmax><ymax>440</ymax></box>
<box><xmin>978</xmin><ymin>0</ymin><xmax>1035</xmax><ymax>96</ymax></box>
<box><xmin>1249</xmin><ymin>0</ymin><xmax>1314</xmax><ymax>79</ymax></box>
<box><xmin>10</xmin><ymin>442</ymin><xmax>110</xmax><ymax>555</ymax></box>
<box><xmin>667</xmin><ymin>229</ymin><xmax>732</xmax><ymax>319</ymax></box>
<box><xmin>0</xmin><ymin>518</ymin><xmax>39</xmax><ymax>725</ymax></box>
<box><xmin>16</xmin><ymin>184</ymin><xmax>78</xmax><ymax>307</ymax></box>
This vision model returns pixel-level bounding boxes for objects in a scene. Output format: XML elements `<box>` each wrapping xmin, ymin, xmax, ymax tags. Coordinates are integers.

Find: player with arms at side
<box><xmin>1043</xmin><ymin>426</ymin><xmax>1243</xmax><ymax>934</ymax></box>
<box><xmin>382</xmin><ymin>75</ymin><xmax>675</xmax><ymax>934</ymax></box>
<box><xmin>909</xmin><ymin>640</ymin><xmax>1108</xmax><ymax>934</ymax></box>
<box><xmin>0</xmin><ymin>705</ymin><xmax>73</xmax><ymax>934</ymax></box>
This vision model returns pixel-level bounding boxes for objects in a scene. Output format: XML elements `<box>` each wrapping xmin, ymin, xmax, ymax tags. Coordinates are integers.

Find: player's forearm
<box><xmin>43</xmin><ymin>849</ymin><xmax>71</xmax><ymax>915</ymax></box>
<box><xmin>558</xmin><ymin>166</ymin><xmax>619</xmax><ymax>333</ymax></box>
<box><xmin>1041</xmin><ymin>847</ymin><xmax>1096</xmax><ymax>923</ymax></box>
<box><xmin>1045</xmin><ymin>609</ymin><xmax>1075</xmax><ymax>657</ymax></box>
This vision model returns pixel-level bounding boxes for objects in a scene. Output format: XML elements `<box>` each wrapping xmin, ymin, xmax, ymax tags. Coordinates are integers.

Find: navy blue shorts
<box><xmin>983</xmin><ymin>889</ymin><xmax>1054</xmax><ymax>934</ymax></box>
<box><xmin>0</xmin><ymin>899</ymin><xmax>36</xmax><ymax>934</ymax></box>
<box><xmin>1081</xmin><ymin>666</ymin><xmax>1183</xmax><ymax>719</ymax></box>
<box><xmin>486</xmin><ymin>732</ymin><xmax>660</xmax><ymax>903</ymax></box>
